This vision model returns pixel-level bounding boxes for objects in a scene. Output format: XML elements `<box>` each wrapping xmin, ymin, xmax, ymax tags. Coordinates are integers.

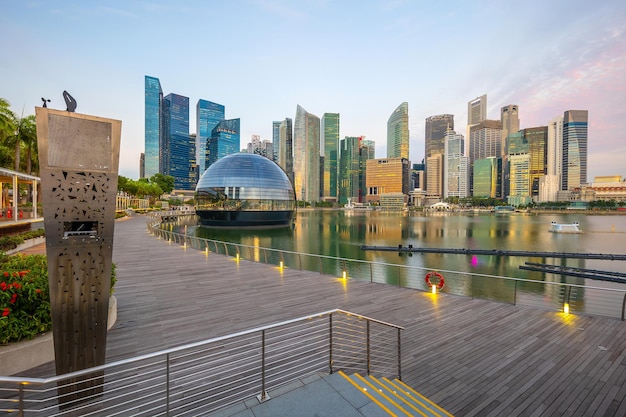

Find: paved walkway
<box><xmin>17</xmin><ymin>214</ymin><xmax>626</xmax><ymax>416</ymax></box>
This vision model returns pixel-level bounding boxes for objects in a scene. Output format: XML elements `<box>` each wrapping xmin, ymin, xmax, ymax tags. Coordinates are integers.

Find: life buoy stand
<box><xmin>425</xmin><ymin>271</ymin><xmax>444</xmax><ymax>290</ymax></box>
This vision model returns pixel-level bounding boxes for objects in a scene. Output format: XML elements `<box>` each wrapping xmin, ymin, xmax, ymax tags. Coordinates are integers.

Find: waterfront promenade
<box><xmin>19</xmin><ymin>214</ymin><xmax>626</xmax><ymax>416</ymax></box>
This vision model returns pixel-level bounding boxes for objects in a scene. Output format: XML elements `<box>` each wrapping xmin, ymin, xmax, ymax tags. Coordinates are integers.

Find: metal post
<box><xmin>166</xmin><ymin>353</ymin><xmax>170</xmax><ymax>416</ymax></box>
<box><xmin>19</xmin><ymin>383</ymin><xmax>24</xmax><ymax>417</ymax></box>
<box><xmin>329</xmin><ymin>313</ymin><xmax>334</xmax><ymax>374</ymax></box>
<box><xmin>319</xmin><ymin>257</ymin><xmax>323</xmax><ymax>274</ymax></box>
<box><xmin>370</xmin><ymin>263</ymin><xmax>373</xmax><ymax>283</ymax></box>
<box><xmin>366</xmin><ymin>320</ymin><xmax>371</xmax><ymax>375</ymax></box>
<box><xmin>258</xmin><ymin>330</ymin><xmax>268</xmax><ymax>402</ymax></box>
<box><xmin>397</xmin><ymin>328</ymin><xmax>402</xmax><ymax>381</ymax></box>
<box><xmin>513</xmin><ymin>280</ymin><xmax>518</xmax><ymax>306</ymax></box>
<box><xmin>622</xmin><ymin>293</ymin><xmax>626</xmax><ymax>321</ymax></box>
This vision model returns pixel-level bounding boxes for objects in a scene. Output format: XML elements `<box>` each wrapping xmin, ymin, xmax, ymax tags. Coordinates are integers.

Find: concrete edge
<box><xmin>5</xmin><ymin>236</ymin><xmax>46</xmax><ymax>255</ymax></box>
<box><xmin>0</xmin><ymin>296</ymin><xmax>117</xmax><ymax>376</ymax></box>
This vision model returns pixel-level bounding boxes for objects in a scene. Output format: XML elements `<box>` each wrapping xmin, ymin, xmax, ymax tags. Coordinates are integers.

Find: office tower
<box><xmin>321</xmin><ymin>113</ymin><xmax>340</xmax><ymax>202</ymax></box>
<box><xmin>508</xmin><ymin>153</ymin><xmax>531</xmax><ymax>205</ymax></box>
<box><xmin>339</xmin><ymin>136</ymin><xmax>362</xmax><ymax>204</ymax></box>
<box><xmin>547</xmin><ymin>115</ymin><xmax>563</xmax><ymax>177</ymax></box>
<box><xmin>526</xmin><ymin>126</ymin><xmax>548</xmax><ymax>199</ymax></box>
<box><xmin>473</xmin><ymin>157</ymin><xmax>501</xmax><ymax>198</ymax></box>
<box><xmin>425</xmin><ymin>114</ymin><xmax>454</xmax><ymax>158</ymax></box>
<box><xmin>468</xmin><ymin>94</ymin><xmax>487</xmax><ymax>126</ymax></box>
<box><xmin>207</xmin><ymin>119</ymin><xmax>240</xmax><ymax>168</ymax></box>
<box><xmin>469</xmin><ymin>120</ymin><xmax>502</xmax><ymax>195</ymax></box>
<box><xmin>162</xmin><ymin>93</ymin><xmax>194</xmax><ymax>190</ymax></box>
<box><xmin>139</xmin><ymin>153</ymin><xmax>145</xmax><ymax>179</ymax></box>
<box><xmin>293</xmin><ymin>105</ymin><xmax>320</xmax><ymax>202</ymax></box>
<box><xmin>501</xmin><ymin>105</ymin><xmax>520</xmax><ymax>156</ymax></box>
<box><xmin>365</xmin><ymin>157</ymin><xmax>410</xmax><ymax>203</ymax></box>
<box><xmin>278</xmin><ymin>118</ymin><xmax>294</xmax><ymax>184</ymax></box>
<box><xmin>426</xmin><ymin>154</ymin><xmax>443</xmax><ymax>200</ymax></box>
<box><xmin>387</xmin><ymin>102</ymin><xmax>409</xmax><ymax>159</ymax></box>
<box><xmin>444</xmin><ymin>130</ymin><xmax>468</xmax><ymax>199</ymax></box>
<box><xmin>144</xmin><ymin>75</ymin><xmax>163</xmax><ymax>178</ymax></box>
<box><xmin>272</xmin><ymin>121</ymin><xmax>281</xmax><ymax>161</ymax></box>
<box><xmin>359</xmin><ymin>139</ymin><xmax>375</xmax><ymax>201</ymax></box>
<box><xmin>425</xmin><ymin>114</ymin><xmax>454</xmax><ymax>198</ymax></box>
<box><xmin>562</xmin><ymin>110</ymin><xmax>588</xmax><ymax>191</ymax></box>
<box><xmin>196</xmin><ymin>99</ymin><xmax>225</xmax><ymax>175</ymax></box>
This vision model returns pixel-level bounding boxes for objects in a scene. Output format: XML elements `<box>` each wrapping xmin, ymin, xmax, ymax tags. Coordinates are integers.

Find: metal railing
<box><xmin>148</xmin><ymin>217</ymin><xmax>626</xmax><ymax>320</ymax></box>
<box><xmin>0</xmin><ymin>309</ymin><xmax>403</xmax><ymax>416</ymax></box>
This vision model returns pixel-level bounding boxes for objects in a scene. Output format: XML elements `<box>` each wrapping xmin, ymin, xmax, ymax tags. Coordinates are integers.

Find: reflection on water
<box><xmin>175</xmin><ymin>210</ymin><xmax>626</xmax><ymax>316</ymax></box>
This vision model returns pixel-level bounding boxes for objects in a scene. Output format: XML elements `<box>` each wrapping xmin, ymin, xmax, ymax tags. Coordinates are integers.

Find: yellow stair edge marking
<box><xmin>354</xmin><ymin>373</ymin><xmax>414</xmax><ymax>417</ymax></box>
<box><xmin>386</xmin><ymin>377</ymin><xmax>455</xmax><ymax>417</ymax></box>
<box><xmin>368</xmin><ymin>375</ymin><xmax>429</xmax><ymax>417</ymax></box>
<box><xmin>337</xmin><ymin>370</ymin><xmax>397</xmax><ymax>417</ymax></box>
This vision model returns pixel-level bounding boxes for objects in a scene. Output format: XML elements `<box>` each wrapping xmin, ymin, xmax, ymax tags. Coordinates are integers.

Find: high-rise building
<box><xmin>359</xmin><ymin>139</ymin><xmax>375</xmax><ymax>202</ymax></box>
<box><xmin>500</xmin><ymin>105</ymin><xmax>520</xmax><ymax>155</ymax></box>
<box><xmin>278</xmin><ymin>118</ymin><xmax>294</xmax><ymax>184</ymax></box>
<box><xmin>473</xmin><ymin>157</ymin><xmax>501</xmax><ymax>198</ymax></box>
<box><xmin>526</xmin><ymin>126</ymin><xmax>548</xmax><ymax>199</ymax></box>
<box><xmin>321</xmin><ymin>113</ymin><xmax>340</xmax><ymax>202</ymax></box>
<box><xmin>207</xmin><ymin>118</ymin><xmax>240</xmax><ymax>168</ymax></box>
<box><xmin>139</xmin><ymin>153</ymin><xmax>145</xmax><ymax>179</ymax></box>
<box><xmin>547</xmin><ymin>115</ymin><xmax>563</xmax><ymax>177</ymax></box>
<box><xmin>339</xmin><ymin>136</ymin><xmax>362</xmax><ymax>204</ymax></box>
<box><xmin>196</xmin><ymin>99</ymin><xmax>225</xmax><ymax>176</ymax></box>
<box><xmin>469</xmin><ymin>120</ymin><xmax>502</xmax><ymax>195</ymax></box>
<box><xmin>425</xmin><ymin>114</ymin><xmax>454</xmax><ymax>198</ymax></box>
<box><xmin>293</xmin><ymin>105</ymin><xmax>320</xmax><ymax>202</ymax></box>
<box><xmin>387</xmin><ymin>102</ymin><xmax>409</xmax><ymax>159</ymax></box>
<box><xmin>365</xmin><ymin>157</ymin><xmax>410</xmax><ymax>203</ymax></box>
<box><xmin>144</xmin><ymin>75</ymin><xmax>163</xmax><ymax>178</ymax></box>
<box><xmin>444</xmin><ymin>130</ymin><xmax>468</xmax><ymax>199</ymax></box>
<box><xmin>162</xmin><ymin>93</ymin><xmax>195</xmax><ymax>190</ymax></box>
<box><xmin>468</xmin><ymin>94</ymin><xmax>487</xmax><ymax>126</ymax></box>
<box><xmin>562</xmin><ymin>110</ymin><xmax>588</xmax><ymax>191</ymax></box>
<box><xmin>272</xmin><ymin>121</ymin><xmax>281</xmax><ymax>161</ymax></box>
<box><xmin>426</xmin><ymin>154</ymin><xmax>443</xmax><ymax>200</ymax></box>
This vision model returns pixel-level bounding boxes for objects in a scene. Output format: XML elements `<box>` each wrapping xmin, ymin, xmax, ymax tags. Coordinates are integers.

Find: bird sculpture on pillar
<box><xmin>63</xmin><ymin>90</ymin><xmax>77</xmax><ymax>112</ymax></box>
<box><xmin>41</xmin><ymin>98</ymin><xmax>51</xmax><ymax>108</ymax></box>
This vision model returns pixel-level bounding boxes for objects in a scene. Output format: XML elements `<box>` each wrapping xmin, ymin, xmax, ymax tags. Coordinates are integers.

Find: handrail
<box><xmin>0</xmin><ymin>309</ymin><xmax>403</xmax><ymax>415</ymax></box>
<box><xmin>147</xmin><ymin>218</ymin><xmax>626</xmax><ymax>320</ymax></box>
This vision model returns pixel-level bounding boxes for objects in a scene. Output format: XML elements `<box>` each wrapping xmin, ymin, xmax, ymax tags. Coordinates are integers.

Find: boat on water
<box><xmin>493</xmin><ymin>205</ymin><xmax>515</xmax><ymax>213</ymax></box>
<box><xmin>549</xmin><ymin>221</ymin><xmax>583</xmax><ymax>234</ymax></box>
<box><xmin>344</xmin><ymin>198</ymin><xmax>372</xmax><ymax>211</ymax></box>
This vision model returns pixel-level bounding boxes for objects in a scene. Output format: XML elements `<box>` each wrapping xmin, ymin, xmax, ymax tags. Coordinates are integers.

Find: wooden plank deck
<box><xmin>19</xmin><ymin>214</ymin><xmax>626</xmax><ymax>416</ymax></box>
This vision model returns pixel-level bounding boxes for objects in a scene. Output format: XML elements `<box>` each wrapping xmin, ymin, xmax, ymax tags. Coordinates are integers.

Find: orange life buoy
<box><xmin>425</xmin><ymin>271</ymin><xmax>445</xmax><ymax>289</ymax></box>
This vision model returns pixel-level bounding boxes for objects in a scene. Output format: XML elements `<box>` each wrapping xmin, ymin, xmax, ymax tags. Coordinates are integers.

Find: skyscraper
<box><xmin>144</xmin><ymin>75</ymin><xmax>163</xmax><ymax>178</ymax></box>
<box><xmin>339</xmin><ymin>136</ymin><xmax>362</xmax><ymax>204</ymax></box>
<box><xmin>293</xmin><ymin>105</ymin><xmax>320</xmax><ymax>202</ymax></box>
<box><xmin>162</xmin><ymin>93</ymin><xmax>194</xmax><ymax>190</ymax></box>
<box><xmin>207</xmin><ymin>119</ymin><xmax>240</xmax><ymax>168</ymax></box>
<box><xmin>321</xmin><ymin>113</ymin><xmax>340</xmax><ymax>202</ymax></box>
<box><xmin>467</xmin><ymin>95</ymin><xmax>487</xmax><ymax>126</ymax></box>
<box><xmin>278</xmin><ymin>118</ymin><xmax>293</xmax><ymax>184</ymax></box>
<box><xmin>387</xmin><ymin>102</ymin><xmax>409</xmax><ymax>159</ymax></box>
<box><xmin>562</xmin><ymin>110</ymin><xmax>588</xmax><ymax>191</ymax></box>
<box><xmin>501</xmin><ymin>104</ymin><xmax>520</xmax><ymax>157</ymax></box>
<box><xmin>469</xmin><ymin>120</ymin><xmax>502</xmax><ymax>196</ymax></box>
<box><xmin>272</xmin><ymin>121</ymin><xmax>281</xmax><ymax>162</ymax></box>
<box><xmin>196</xmin><ymin>99</ymin><xmax>225</xmax><ymax>175</ymax></box>
<box><xmin>425</xmin><ymin>114</ymin><xmax>454</xmax><ymax>198</ymax></box>
<box><xmin>444</xmin><ymin>130</ymin><xmax>468</xmax><ymax>199</ymax></box>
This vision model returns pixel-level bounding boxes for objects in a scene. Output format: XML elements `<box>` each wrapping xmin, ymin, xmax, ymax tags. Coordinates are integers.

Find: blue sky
<box><xmin>2</xmin><ymin>0</ymin><xmax>625</xmax><ymax>180</ymax></box>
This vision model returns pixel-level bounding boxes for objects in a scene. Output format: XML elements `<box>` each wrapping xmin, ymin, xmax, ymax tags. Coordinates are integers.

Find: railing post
<box><xmin>329</xmin><ymin>313</ymin><xmax>334</xmax><ymax>374</ymax></box>
<box><xmin>166</xmin><ymin>353</ymin><xmax>170</xmax><ymax>416</ymax></box>
<box><xmin>370</xmin><ymin>263</ymin><xmax>373</xmax><ymax>283</ymax></box>
<box><xmin>622</xmin><ymin>292</ymin><xmax>626</xmax><ymax>321</ymax></box>
<box><xmin>513</xmin><ymin>280</ymin><xmax>518</xmax><ymax>306</ymax></box>
<box><xmin>366</xmin><ymin>320</ymin><xmax>371</xmax><ymax>376</ymax></box>
<box><xmin>397</xmin><ymin>328</ymin><xmax>402</xmax><ymax>381</ymax></box>
<box><xmin>258</xmin><ymin>330</ymin><xmax>268</xmax><ymax>402</ymax></box>
<box><xmin>18</xmin><ymin>383</ymin><xmax>24</xmax><ymax>417</ymax></box>
<box><xmin>319</xmin><ymin>257</ymin><xmax>323</xmax><ymax>274</ymax></box>
<box><xmin>298</xmin><ymin>253</ymin><xmax>302</xmax><ymax>270</ymax></box>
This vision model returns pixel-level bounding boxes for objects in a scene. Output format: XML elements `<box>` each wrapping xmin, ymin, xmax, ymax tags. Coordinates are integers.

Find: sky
<box><xmin>2</xmin><ymin>0</ymin><xmax>625</xmax><ymax>180</ymax></box>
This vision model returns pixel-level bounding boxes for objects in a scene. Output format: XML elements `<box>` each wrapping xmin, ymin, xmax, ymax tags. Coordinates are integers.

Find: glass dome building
<box><xmin>195</xmin><ymin>153</ymin><xmax>296</xmax><ymax>227</ymax></box>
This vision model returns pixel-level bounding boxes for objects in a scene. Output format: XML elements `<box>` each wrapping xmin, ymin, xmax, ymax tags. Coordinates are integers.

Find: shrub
<box><xmin>0</xmin><ymin>254</ymin><xmax>117</xmax><ymax>344</ymax></box>
<box><xmin>0</xmin><ymin>229</ymin><xmax>45</xmax><ymax>252</ymax></box>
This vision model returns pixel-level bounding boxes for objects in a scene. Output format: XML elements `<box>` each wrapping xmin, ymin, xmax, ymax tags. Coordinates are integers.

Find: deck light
<box><xmin>236</xmin><ymin>253</ymin><xmax>240</xmax><ymax>261</ymax></box>
<box><xmin>342</xmin><ymin>270</ymin><xmax>347</xmax><ymax>279</ymax></box>
<box><xmin>563</xmin><ymin>303</ymin><xmax>570</xmax><ymax>314</ymax></box>
<box><xmin>279</xmin><ymin>261</ymin><xmax>284</xmax><ymax>269</ymax></box>
<box><xmin>432</xmin><ymin>285</ymin><xmax>437</xmax><ymax>294</ymax></box>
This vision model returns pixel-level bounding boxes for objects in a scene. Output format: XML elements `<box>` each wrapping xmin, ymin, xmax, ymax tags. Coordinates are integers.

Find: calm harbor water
<box><xmin>172</xmin><ymin>210</ymin><xmax>626</xmax><ymax>316</ymax></box>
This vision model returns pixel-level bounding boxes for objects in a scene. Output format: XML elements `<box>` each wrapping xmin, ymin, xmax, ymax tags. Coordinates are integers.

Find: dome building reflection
<box><xmin>195</xmin><ymin>153</ymin><xmax>296</xmax><ymax>227</ymax></box>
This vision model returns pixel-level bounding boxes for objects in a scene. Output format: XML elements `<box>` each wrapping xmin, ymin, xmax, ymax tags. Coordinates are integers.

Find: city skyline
<box><xmin>2</xmin><ymin>1</ymin><xmax>625</xmax><ymax>180</ymax></box>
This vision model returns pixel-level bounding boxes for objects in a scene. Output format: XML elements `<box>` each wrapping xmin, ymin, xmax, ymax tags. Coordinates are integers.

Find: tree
<box><xmin>150</xmin><ymin>173</ymin><xmax>175</xmax><ymax>194</ymax></box>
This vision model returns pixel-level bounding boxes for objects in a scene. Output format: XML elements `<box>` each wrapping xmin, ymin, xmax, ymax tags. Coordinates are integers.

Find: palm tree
<box><xmin>16</xmin><ymin>115</ymin><xmax>37</xmax><ymax>174</ymax></box>
<box><xmin>0</xmin><ymin>99</ymin><xmax>17</xmax><ymax>168</ymax></box>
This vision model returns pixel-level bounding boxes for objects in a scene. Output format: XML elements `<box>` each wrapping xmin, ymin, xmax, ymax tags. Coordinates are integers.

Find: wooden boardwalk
<box><xmin>20</xmin><ymin>215</ymin><xmax>626</xmax><ymax>416</ymax></box>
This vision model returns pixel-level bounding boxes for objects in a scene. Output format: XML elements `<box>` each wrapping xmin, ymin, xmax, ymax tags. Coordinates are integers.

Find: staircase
<box><xmin>337</xmin><ymin>370</ymin><xmax>453</xmax><ymax>417</ymax></box>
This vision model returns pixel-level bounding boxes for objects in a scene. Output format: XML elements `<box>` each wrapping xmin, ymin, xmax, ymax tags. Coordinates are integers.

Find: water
<box><xmin>174</xmin><ymin>210</ymin><xmax>626</xmax><ymax>316</ymax></box>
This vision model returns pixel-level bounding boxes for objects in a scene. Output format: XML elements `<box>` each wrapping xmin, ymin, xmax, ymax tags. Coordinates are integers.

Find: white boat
<box><xmin>344</xmin><ymin>198</ymin><xmax>372</xmax><ymax>211</ymax></box>
<box><xmin>549</xmin><ymin>221</ymin><xmax>582</xmax><ymax>234</ymax></box>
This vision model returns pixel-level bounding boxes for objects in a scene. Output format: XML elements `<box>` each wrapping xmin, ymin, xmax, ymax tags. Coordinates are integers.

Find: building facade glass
<box><xmin>278</xmin><ymin>118</ymin><xmax>293</xmax><ymax>184</ymax></box>
<box><xmin>338</xmin><ymin>136</ymin><xmax>361</xmax><ymax>204</ymax></box>
<box><xmin>163</xmin><ymin>93</ymin><xmax>194</xmax><ymax>190</ymax></box>
<box><xmin>387</xmin><ymin>102</ymin><xmax>409</xmax><ymax>159</ymax></box>
<box><xmin>444</xmin><ymin>130</ymin><xmax>468</xmax><ymax>199</ymax></box>
<box><xmin>562</xmin><ymin>110</ymin><xmax>588</xmax><ymax>191</ymax></box>
<box><xmin>207</xmin><ymin>119</ymin><xmax>240</xmax><ymax>168</ymax></box>
<box><xmin>144</xmin><ymin>76</ymin><xmax>162</xmax><ymax>178</ymax></box>
<box><xmin>473</xmin><ymin>157</ymin><xmax>501</xmax><ymax>198</ymax></box>
<box><xmin>293</xmin><ymin>105</ymin><xmax>320</xmax><ymax>202</ymax></box>
<box><xmin>321</xmin><ymin>113</ymin><xmax>340</xmax><ymax>202</ymax></box>
<box><xmin>195</xmin><ymin>153</ymin><xmax>295</xmax><ymax>227</ymax></box>
<box><xmin>196</xmin><ymin>99</ymin><xmax>225</xmax><ymax>176</ymax></box>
